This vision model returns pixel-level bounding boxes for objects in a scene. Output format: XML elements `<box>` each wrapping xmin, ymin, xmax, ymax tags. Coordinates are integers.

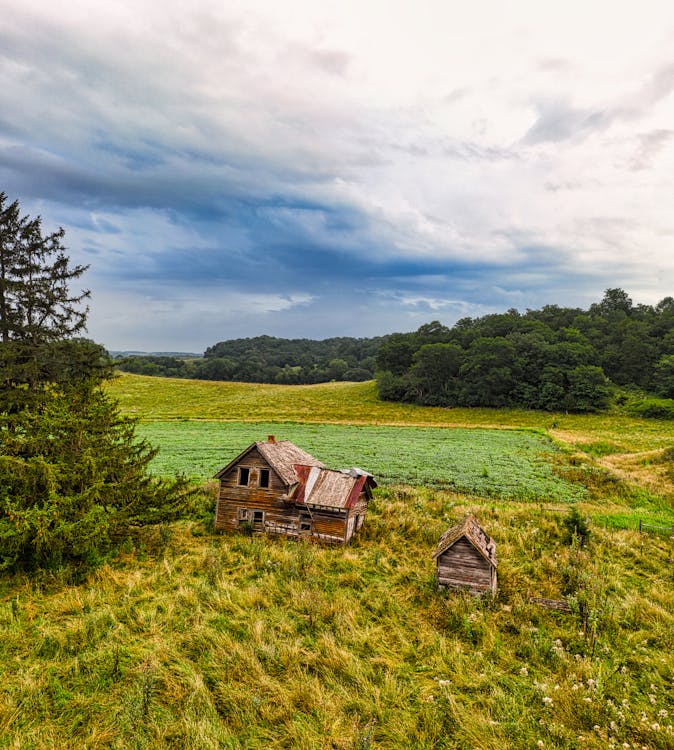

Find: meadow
<box><xmin>0</xmin><ymin>373</ymin><xmax>673</xmax><ymax>749</ymax></box>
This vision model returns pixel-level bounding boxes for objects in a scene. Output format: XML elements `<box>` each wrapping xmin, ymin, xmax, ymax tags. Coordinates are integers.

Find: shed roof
<box><xmin>432</xmin><ymin>515</ymin><xmax>497</xmax><ymax>568</ymax></box>
<box><xmin>214</xmin><ymin>437</ymin><xmax>324</xmax><ymax>486</ymax></box>
<box><xmin>291</xmin><ymin>465</ymin><xmax>377</xmax><ymax>509</ymax></box>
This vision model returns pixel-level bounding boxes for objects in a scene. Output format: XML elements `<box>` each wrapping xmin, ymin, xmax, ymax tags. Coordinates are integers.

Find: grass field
<box><xmin>1</xmin><ymin>497</ymin><xmax>672</xmax><ymax>749</ymax></box>
<box><xmin>0</xmin><ymin>373</ymin><xmax>672</xmax><ymax>748</ymax></box>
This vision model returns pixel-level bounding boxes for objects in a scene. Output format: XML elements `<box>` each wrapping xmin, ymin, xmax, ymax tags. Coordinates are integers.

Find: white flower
<box><xmin>543</xmin><ymin>696</ymin><xmax>553</xmax><ymax>706</ymax></box>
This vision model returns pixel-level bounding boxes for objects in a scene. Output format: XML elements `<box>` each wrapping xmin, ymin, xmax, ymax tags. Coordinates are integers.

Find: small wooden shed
<box><xmin>213</xmin><ymin>436</ymin><xmax>377</xmax><ymax>545</ymax></box>
<box><xmin>433</xmin><ymin>515</ymin><xmax>498</xmax><ymax>595</ymax></box>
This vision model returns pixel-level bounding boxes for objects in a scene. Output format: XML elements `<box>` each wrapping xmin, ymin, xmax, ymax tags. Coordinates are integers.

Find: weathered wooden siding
<box><xmin>215</xmin><ymin>447</ymin><xmax>286</xmax><ymax>531</ymax></box>
<box><xmin>344</xmin><ymin>494</ymin><xmax>369</xmax><ymax>542</ymax></box>
<box><xmin>436</xmin><ymin>538</ymin><xmax>495</xmax><ymax>594</ymax></box>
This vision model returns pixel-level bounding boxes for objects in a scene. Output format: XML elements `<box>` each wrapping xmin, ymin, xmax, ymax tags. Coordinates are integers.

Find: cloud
<box><xmin>1</xmin><ymin>0</ymin><xmax>674</xmax><ymax>349</ymax></box>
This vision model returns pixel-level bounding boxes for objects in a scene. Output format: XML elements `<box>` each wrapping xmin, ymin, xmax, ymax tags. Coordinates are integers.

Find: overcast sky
<box><xmin>2</xmin><ymin>1</ymin><xmax>674</xmax><ymax>351</ymax></box>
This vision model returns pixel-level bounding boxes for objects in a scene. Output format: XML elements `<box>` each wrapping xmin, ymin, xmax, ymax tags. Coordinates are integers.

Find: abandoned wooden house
<box><xmin>214</xmin><ymin>436</ymin><xmax>377</xmax><ymax>544</ymax></box>
<box><xmin>433</xmin><ymin>515</ymin><xmax>498</xmax><ymax>595</ymax></box>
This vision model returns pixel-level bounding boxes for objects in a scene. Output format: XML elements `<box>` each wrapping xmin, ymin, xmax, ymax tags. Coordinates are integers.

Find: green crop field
<box><xmin>137</xmin><ymin>421</ymin><xmax>584</xmax><ymax>503</ymax></box>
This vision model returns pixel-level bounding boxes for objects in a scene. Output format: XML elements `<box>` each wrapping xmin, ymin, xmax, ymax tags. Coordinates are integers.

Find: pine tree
<box><xmin>0</xmin><ymin>193</ymin><xmax>191</xmax><ymax>571</ymax></box>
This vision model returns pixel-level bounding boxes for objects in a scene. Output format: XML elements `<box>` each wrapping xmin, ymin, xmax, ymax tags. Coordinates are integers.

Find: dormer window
<box><xmin>238</xmin><ymin>467</ymin><xmax>250</xmax><ymax>486</ymax></box>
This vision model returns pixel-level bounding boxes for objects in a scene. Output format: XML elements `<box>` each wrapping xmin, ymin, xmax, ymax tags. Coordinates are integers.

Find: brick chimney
<box><xmin>267</xmin><ymin>435</ymin><xmax>276</xmax><ymax>443</ymax></box>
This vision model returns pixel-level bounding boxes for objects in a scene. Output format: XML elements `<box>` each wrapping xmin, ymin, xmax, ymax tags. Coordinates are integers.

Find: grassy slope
<box><xmin>0</xmin><ymin>373</ymin><xmax>673</xmax><ymax>749</ymax></box>
<box><xmin>108</xmin><ymin>372</ymin><xmax>674</xmax><ymax>449</ymax></box>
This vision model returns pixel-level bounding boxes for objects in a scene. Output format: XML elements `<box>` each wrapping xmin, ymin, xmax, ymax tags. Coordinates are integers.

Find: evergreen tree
<box><xmin>0</xmin><ymin>193</ymin><xmax>190</xmax><ymax>571</ymax></box>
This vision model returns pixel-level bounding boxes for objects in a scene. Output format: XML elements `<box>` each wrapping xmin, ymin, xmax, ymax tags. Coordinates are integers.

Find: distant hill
<box><xmin>113</xmin><ymin>335</ymin><xmax>388</xmax><ymax>384</ymax></box>
<box><xmin>109</xmin><ymin>351</ymin><xmax>202</xmax><ymax>359</ymax></box>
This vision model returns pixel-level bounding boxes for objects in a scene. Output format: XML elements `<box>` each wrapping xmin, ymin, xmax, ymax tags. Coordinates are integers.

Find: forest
<box><xmin>114</xmin><ymin>334</ymin><xmax>386</xmax><ymax>383</ymax></box>
<box><xmin>376</xmin><ymin>289</ymin><xmax>674</xmax><ymax>412</ymax></box>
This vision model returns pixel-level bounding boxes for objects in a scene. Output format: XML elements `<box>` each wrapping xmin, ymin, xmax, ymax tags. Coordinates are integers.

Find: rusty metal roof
<box><xmin>432</xmin><ymin>515</ymin><xmax>497</xmax><ymax>568</ymax></box>
<box><xmin>214</xmin><ymin>438</ymin><xmax>323</xmax><ymax>486</ymax></box>
<box><xmin>292</xmin><ymin>464</ymin><xmax>377</xmax><ymax>509</ymax></box>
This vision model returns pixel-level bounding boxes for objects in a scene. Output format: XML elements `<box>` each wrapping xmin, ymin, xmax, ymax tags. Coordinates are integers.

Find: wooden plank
<box><xmin>530</xmin><ymin>597</ymin><xmax>572</xmax><ymax>613</ymax></box>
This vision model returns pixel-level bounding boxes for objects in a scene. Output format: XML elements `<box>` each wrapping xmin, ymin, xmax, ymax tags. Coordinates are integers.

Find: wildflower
<box><xmin>649</xmin><ymin>694</ymin><xmax>656</xmax><ymax>704</ymax></box>
<box><xmin>652</xmin><ymin>723</ymin><xmax>660</xmax><ymax>731</ymax></box>
<box><xmin>658</xmin><ymin>710</ymin><xmax>668</xmax><ymax>718</ymax></box>
<box><xmin>437</xmin><ymin>679</ymin><xmax>450</xmax><ymax>687</ymax></box>
<box><xmin>593</xmin><ymin>725</ymin><xmax>601</xmax><ymax>732</ymax></box>
<box><xmin>537</xmin><ymin>741</ymin><xmax>544</xmax><ymax>748</ymax></box>
<box><xmin>520</xmin><ymin>666</ymin><xmax>529</xmax><ymax>676</ymax></box>
<box><xmin>542</xmin><ymin>696</ymin><xmax>553</xmax><ymax>706</ymax></box>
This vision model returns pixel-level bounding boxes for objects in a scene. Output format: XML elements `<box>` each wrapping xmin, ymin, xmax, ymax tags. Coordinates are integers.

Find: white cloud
<box><xmin>2</xmin><ymin>0</ymin><xmax>674</xmax><ymax>348</ymax></box>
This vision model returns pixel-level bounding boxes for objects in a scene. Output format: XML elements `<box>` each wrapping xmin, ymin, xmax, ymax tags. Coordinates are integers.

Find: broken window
<box><xmin>238</xmin><ymin>467</ymin><xmax>250</xmax><ymax>486</ymax></box>
<box><xmin>259</xmin><ymin>468</ymin><xmax>270</xmax><ymax>488</ymax></box>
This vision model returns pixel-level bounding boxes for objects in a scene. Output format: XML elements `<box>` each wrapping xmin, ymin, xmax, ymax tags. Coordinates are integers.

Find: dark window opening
<box><xmin>259</xmin><ymin>468</ymin><xmax>270</xmax><ymax>488</ymax></box>
<box><xmin>238</xmin><ymin>467</ymin><xmax>250</xmax><ymax>486</ymax></box>
<box><xmin>253</xmin><ymin>510</ymin><xmax>264</xmax><ymax>524</ymax></box>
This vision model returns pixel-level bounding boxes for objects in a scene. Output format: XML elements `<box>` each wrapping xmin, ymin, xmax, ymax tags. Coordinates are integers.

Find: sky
<box><xmin>1</xmin><ymin>0</ymin><xmax>674</xmax><ymax>352</ymax></box>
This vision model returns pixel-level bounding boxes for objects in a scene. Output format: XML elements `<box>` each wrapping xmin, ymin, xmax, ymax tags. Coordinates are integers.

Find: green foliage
<box><xmin>626</xmin><ymin>397</ymin><xmax>674</xmax><ymax>420</ymax></box>
<box><xmin>0</xmin><ymin>193</ymin><xmax>191</xmax><ymax>572</ymax></box>
<box><xmin>654</xmin><ymin>354</ymin><xmax>674</xmax><ymax>398</ymax></box>
<box><xmin>0</xmin><ymin>380</ymin><xmax>193</xmax><ymax>572</ymax></box>
<box><xmin>376</xmin><ymin>288</ymin><xmax>674</xmax><ymax>412</ymax></box>
<box><xmin>561</xmin><ymin>506</ymin><xmax>591</xmax><ymax>547</ymax></box>
<box><xmin>116</xmin><ymin>334</ymin><xmax>386</xmax><ymax>384</ymax></box>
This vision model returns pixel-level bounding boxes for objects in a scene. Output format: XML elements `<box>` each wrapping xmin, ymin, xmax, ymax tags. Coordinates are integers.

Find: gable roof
<box><xmin>291</xmin><ymin>465</ymin><xmax>377</xmax><ymax>509</ymax></box>
<box><xmin>214</xmin><ymin>438</ymin><xmax>324</xmax><ymax>486</ymax></box>
<box><xmin>432</xmin><ymin>515</ymin><xmax>497</xmax><ymax>567</ymax></box>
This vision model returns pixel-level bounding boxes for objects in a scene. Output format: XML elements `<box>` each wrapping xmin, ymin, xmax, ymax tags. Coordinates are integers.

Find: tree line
<box><xmin>0</xmin><ymin>193</ymin><xmax>189</xmax><ymax>572</ymax></box>
<box><xmin>115</xmin><ymin>334</ymin><xmax>386</xmax><ymax>384</ymax></box>
<box><xmin>376</xmin><ymin>289</ymin><xmax>674</xmax><ymax>412</ymax></box>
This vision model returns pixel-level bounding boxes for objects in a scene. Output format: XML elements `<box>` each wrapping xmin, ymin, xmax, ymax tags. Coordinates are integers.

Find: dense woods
<box><xmin>376</xmin><ymin>289</ymin><xmax>674</xmax><ymax>412</ymax></box>
<box><xmin>115</xmin><ymin>334</ymin><xmax>386</xmax><ymax>383</ymax></box>
<box><xmin>0</xmin><ymin>193</ymin><xmax>189</xmax><ymax>571</ymax></box>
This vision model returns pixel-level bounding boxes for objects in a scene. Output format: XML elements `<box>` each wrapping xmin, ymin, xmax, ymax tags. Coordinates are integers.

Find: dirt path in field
<box><xmin>596</xmin><ymin>450</ymin><xmax>674</xmax><ymax>495</ymax></box>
